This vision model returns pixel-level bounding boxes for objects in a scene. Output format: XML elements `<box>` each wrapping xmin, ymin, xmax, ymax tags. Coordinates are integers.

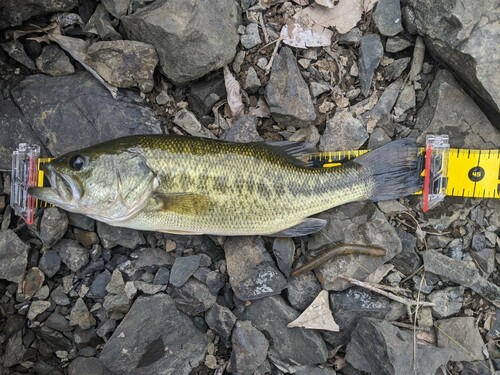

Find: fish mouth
<box><xmin>28</xmin><ymin>164</ymin><xmax>83</xmax><ymax>206</ymax></box>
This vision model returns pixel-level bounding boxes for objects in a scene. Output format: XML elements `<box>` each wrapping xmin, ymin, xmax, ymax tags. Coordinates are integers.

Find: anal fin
<box><xmin>270</xmin><ymin>218</ymin><xmax>327</xmax><ymax>237</ymax></box>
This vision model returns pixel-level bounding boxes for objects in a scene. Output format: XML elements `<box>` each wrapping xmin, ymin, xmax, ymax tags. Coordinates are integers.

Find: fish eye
<box><xmin>69</xmin><ymin>155</ymin><xmax>86</xmax><ymax>171</ymax></box>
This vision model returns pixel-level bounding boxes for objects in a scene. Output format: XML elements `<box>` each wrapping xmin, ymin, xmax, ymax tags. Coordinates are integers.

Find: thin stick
<box><xmin>389</xmin><ymin>321</ymin><xmax>431</xmax><ymax>333</ymax></box>
<box><xmin>259</xmin><ymin>12</ymin><xmax>269</xmax><ymax>44</ymax></box>
<box><xmin>339</xmin><ymin>275</ymin><xmax>436</xmax><ymax>307</ymax></box>
<box><xmin>265</xmin><ymin>36</ymin><xmax>283</xmax><ymax>75</ymax></box>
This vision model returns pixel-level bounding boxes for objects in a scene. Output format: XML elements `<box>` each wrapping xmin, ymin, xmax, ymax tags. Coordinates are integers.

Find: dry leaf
<box><xmin>281</xmin><ymin>23</ymin><xmax>333</xmax><ymax>49</ymax></box>
<box><xmin>295</xmin><ymin>0</ymin><xmax>364</xmax><ymax>34</ymax></box>
<box><xmin>248</xmin><ymin>97</ymin><xmax>271</xmax><ymax>118</ymax></box>
<box><xmin>292</xmin><ymin>0</ymin><xmax>309</xmax><ymax>5</ymax></box>
<box><xmin>223</xmin><ymin>66</ymin><xmax>245</xmax><ymax>119</ymax></box>
<box><xmin>364</xmin><ymin>0</ymin><xmax>378</xmax><ymax>12</ymax></box>
<box><xmin>315</xmin><ymin>0</ymin><xmax>334</xmax><ymax>8</ymax></box>
<box><xmin>288</xmin><ymin>290</ymin><xmax>340</xmax><ymax>331</ymax></box>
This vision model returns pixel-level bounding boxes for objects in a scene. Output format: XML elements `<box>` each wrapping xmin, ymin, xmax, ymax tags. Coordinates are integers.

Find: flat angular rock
<box><xmin>68</xmin><ymin>356</ymin><xmax>114</xmax><ymax>375</ymax></box>
<box><xmin>358</xmin><ymin>34</ymin><xmax>383</xmax><ymax>97</ymax></box>
<box><xmin>389</xmin><ymin>228</ymin><xmax>421</xmax><ymax>276</ymax></box>
<box><xmin>428</xmin><ymin>286</ymin><xmax>464</xmax><ymax>318</ymax></box>
<box><xmin>53</xmin><ymin>240</ymin><xmax>89</xmax><ymax>273</ymax></box>
<box><xmin>241</xmin><ymin>23</ymin><xmax>262</xmax><ymax>50</ymax></box>
<box><xmin>307</xmin><ymin>202</ymin><xmax>402</xmax><ymax>291</ymax></box>
<box><xmin>385</xmin><ymin>36</ymin><xmax>413</xmax><ymax>53</ymax></box>
<box><xmin>100</xmin><ymin>294</ymin><xmax>207</xmax><ymax>375</ymax></box>
<box><xmin>205</xmin><ymin>304</ymin><xmax>237</xmax><ymax>347</ymax></box>
<box><xmin>240</xmin><ymin>295</ymin><xmax>328</xmax><ymax>366</ymax></box>
<box><xmin>373</xmin><ymin>0</ymin><xmax>404</xmax><ymax>36</ymax></box>
<box><xmin>188</xmin><ymin>77</ymin><xmax>226</xmax><ymax>115</ymax></box>
<box><xmin>414</xmin><ymin>70</ymin><xmax>500</xmax><ymax>148</ymax></box>
<box><xmin>436</xmin><ymin>316</ymin><xmax>485</xmax><ymax>362</ymax></box>
<box><xmin>27</xmin><ymin>300</ymin><xmax>51</xmax><ymax>320</ymax></box>
<box><xmin>119</xmin><ymin>248</ymin><xmax>174</xmax><ymax>278</ymax></box>
<box><xmin>86</xmin><ymin>40</ymin><xmax>158</xmax><ymax>92</ymax></box>
<box><xmin>1</xmin><ymin>41</ymin><xmax>35</xmax><ymax>70</ymax></box>
<box><xmin>287</xmin><ymin>263</ymin><xmax>323</xmax><ymax>311</ymax></box>
<box><xmin>97</xmin><ymin>221</ymin><xmax>145</xmax><ymax>249</ymax></box>
<box><xmin>84</xmin><ymin>4</ymin><xmax>122</xmax><ymax>40</ymax></box>
<box><xmin>173</xmin><ymin>109</ymin><xmax>216</xmax><ymax>139</ymax></box>
<box><xmin>220</xmin><ymin>115</ymin><xmax>263</xmax><ymax>143</ymax></box>
<box><xmin>8</xmin><ymin>72</ymin><xmax>162</xmax><ymax>157</ymax></box>
<box><xmin>121</xmin><ymin>0</ymin><xmax>240</xmax><ymax>84</ymax></box>
<box><xmin>169</xmin><ymin>278</ymin><xmax>216</xmax><ymax>316</ymax></box>
<box><xmin>38</xmin><ymin>250</ymin><xmax>61</xmax><ymax>278</ymax></box>
<box><xmin>169</xmin><ymin>255</ymin><xmax>201</xmax><ymax>287</ymax></box>
<box><xmin>38</xmin><ymin>208</ymin><xmax>69</xmax><ymax>247</ymax></box>
<box><xmin>0</xmin><ymin>0</ymin><xmax>78</xmax><ymax>28</ymax></box>
<box><xmin>231</xmin><ymin>321</ymin><xmax>269</xmax><ymax>374</ymax></box>
<box><xmin>224</xmin><ymin>237</ymin><xmax>287</xmax><ymax>300</ymax></box>
<box><xmin>69</xmin><ymin>298</ymin><xmax>96</xmax><ymax>329</ymax></box>
<box><xmin>265</xmin><ymin>47</ymin><xmax>316</xmax><ymax>127</ymax></box>
<box><xmin>35</xmin><ymin>45</ymin><xmax>74</xmax><ymax>76</ymax></box>
<box><xmin>272</xmin><ymin>238</ymin><xmax>295</xmax><ymax>277</ymax></box>
<box><xmin>0</xmin><ymin>230</ymin><xmax>29</xmax><ymax>283</ymax></box>
<box><xmin>407</xmin><ymin>0</ymin><xmax>500</xmax><ymax>115</ymax></box>
<box><xmin>346</xmin><ymin>318</ymin><xmax>450</xmax><ymax>374</ymax></box>
<box><xmin>319</xmin><ymin>110</ymin><xmax>368</xmax><ymax>151</ymax></box>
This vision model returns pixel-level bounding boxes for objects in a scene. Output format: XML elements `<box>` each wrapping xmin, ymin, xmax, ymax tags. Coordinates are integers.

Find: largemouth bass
<box><xmin>29</xmin><ymin>135</ymin><xmax>421</xmax><ymax>237</ymax></box>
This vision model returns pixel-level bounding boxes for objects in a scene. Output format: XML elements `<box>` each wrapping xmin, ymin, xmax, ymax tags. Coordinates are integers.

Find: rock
<box><xmin>394</xmin><ymin>83</ymin><xmax>416</xmax><ymax>116</ymax></box>
<box><xmin>414</xmin><ymin>70</ymin><xmax>500</xmax><ymax>148</ymax></box>
<box><xmin>173</xmin><ymin>108</ymin><xmax>216</xmax><ymax>139</ymax></box>
<box><xmin>121</xmin><ymin>0</ymin><xmax>240</xmax><ymax>84</ymax></box>
<box><xmin>205</xmin><ymin>271</ymin><xmax>225</xmax><ymax>295</ymax></box>
<box><xmin>169</xmin><ymin>255</ymin><xmax>201</xmax><ymax>287</ymax></box>
<box><xmin>100</xmin><ymin>0</ymin><xmax>130</xmax><ymax>18</ymax></box>
<box><xmin>68</xmin><ymin>356</ymin><xmax>114</xmax><ymax>375</ymax></box>
<box><xmin>407</xmin><ymin>0</ymin><xmax>500</xmax><ymax>115</ymax></box>
<box><xmin>74</xmin><ymin>228</ymin><xmax>99</xmax><ymax>248</ymax></box>
<box><xmin>346</xmin><ymin>318</ymin><xmax>450</xmax><ymax>374</ymax></box>
<box><xmin>389</xmin><ymin>228</ymin><xmax>421</xmax><ymax>275</ymax></box>
<box><xmin>8</xmin><ymin>72</ymin><xmax>162</xmax><ymax>157</ymax></box>
<box><xmin>106</xmin><ymin>269</ymin><xmax>126</xmax><ymax>295</ymax></box>
<box><xmin>51</xmin><ymin>286</ymin><xmax>70</xmax><ymax>306</ymax></box>
<box><xmin>289</xmin><ymin>125</ymin><xmax>320</xmax><ymax>144</ymax></box>
<box><xmin>0</xmin><ymin>230</ymin><xmax>29</xmax><ymax>283</ymax></box>
<box><xmin>224</xmin><ymin>237</ymin><xmax>287</xmax><ymax>301</ymax></box>
<box><xmin>471</xmin><ymin>247</ymin><xmax>496</xmax><ymax>275</ymax></box>
<box><xmin>84</xmin><ymin>4</ymin><xmax>122</xmax><ymax>40</ymax></box>
<box><xmin>286</xmin><ymin>264</ymin><xmax>323</xmax><ymax>311</ymax></box>
<box><xmin>169</xmin><ymin>278</ymin><xmax>216</xmax><ymax>316</ymax></box>
<box><xmin>367</xmin><ymin>127</ymin><xmax>391</xmax><ymax>149</ymax></box>
<box><xmin>54</xmin><ymin>240</ymin><xmax>89</xmax><ymax>273</ymax></box>
<box><xmin>422</xmin><ymin>249</ymin><xmax>500</xmax><ymax>303</ymax></box>
<box><xmin>323</xmin><ymin>287</ymin><xmax>391</xmax><ymax>346</ymax></box>
<box><xmin>428</xmin><ymin>286</ymin><xmax>464</xmax><ymax>318</ymax></box>
<box><xmin>295</xmin><ymin>367</ymin><xmax>337</xmax><ymax>375</ymax></box>
<box><xmin>373</xmin><ymin>0</ymin><xmax>403</xmax><ymax>36</ymax></box>
<box><xmin>35</xmin><ymin>45</ymin><xmax>74</xmax><ymax>76</ymax></box>
<box><xmin>338</xmin><ymin>27</ymin><xmax>362</xmax><ymax>44</ymax></box>
<box><xmin>362</xmin><ymin>78</ymin><xmax>403</xmax><ymax>133</ymax></box>
<box><xmin>39</xmin><ymin>250</ymin><xmax>62</xmax><ymax>278</ymax></box>
<box><xmin>3</xmin><ymin>331</ymin><xmax>26</xmax><ymax>367</ymax></box>
<box><xmin>241</xmin><ymin>23</ymin><xmax>262</xmax><ymax>49</ymax></box>
<box><xmin>133</xmin><ymin>280</ymin><xmax>163</xmax><ymax>295</ymax></box>
<box><xmin>69</xmin><ymin>297</ymin><xmax>96</xmax><ymax>329</ymax></box>
<box><xmin>22</xmin><ymin>267</ymin><xmax>45</xmax><ymax>299</ymax></box>
<box><xmin>319</xmin><ymin>110</ymin><xmax>368</xmax><ymax>151</ymax></box>
<box><xmin>307</xmin><ymin>202</ymin><xmax>402</xmax><ymax>291</ymax></box>
<box><xmin>119</xmin><ymin>247</ymin><xmax>174</xmax><ymax>278</ymax></box>
<box><xmin>67</xmin><ymin>212</ymin><xmax>95</xmax><ymax>231</ymax></box>
<box><xmin>86</xmin><ymin>40</ymin><xmax>158</xmax><ymax>92</ymax></box>
<box><xmin>187</xmin><ymin>76</ymin><xmax>226</xmax><ymax>115</ymax></box>
<box><xmin>272</xmin><ymin>238</ymin><xmax>295</xmax><ymax>277</ymax></box>
<box><xmin>0</xmin><ymin>95</ymin><xmax>42</xmax><ymax>171</ymax></box>
<box><xmin>436</xmin><ymin>317</ymin><xmax>485</xmax><ymax>362</ymax></box>
<box><xmin>385</xmin><ymin>36</ymin><xmax>413</xmax><ymax>53</ymax></box>
<box><xmin>220</xmin><ymin>115</ymin><xmax>263</xmax><ymax>143</ymax></box>
<box><xmin>1</xmin><ymin>0</ymin><xmax>77</xmax><ymax>27</ymax></box>
<box><xmin>38</xmin><ymin>208</ymin><xmax>69</xmax><ymax>247</ymax></box>
<box><xmin>244</xmin><ymin>66</ymin><xmax>261</xmax><ymax>94</ymax></box>
<box><xmin>382</xmin><ymin>57</ymin><xmax>411</xmax><ymax>81</ymax></box>
<box><xmin>310</xmin><ymin>82</ymin><xmax>331</xmax><ymax>98</ymax></box>
<box><xmin>358</xmin><ymin>34</ymin><xmax>383</xmax><ymax>97</ymax></box>
<box><xmin>45</xmin><ymin>313</ymin><xmax>72</xmax><ymax>332</ymax></box>
<box><xmin>103</xmin><ymin>293</ymin><xmax>131</xmax><ymax>318</ymax></box>
<box><xmin>27</xmin><ymin>300</ymin><xmax>51</xmax><ymax>320</ymax></box>
<box><xmin>205</xmin><ymin>304</ymin><xmax>237</xmax><ymax>347</ymax></box>
<box><xmin>1</xmin><ymin>40</ymin><xmax>36</xmax><ymax>70</ymax></box>
<box><xmin>36</xmin><ymin>326</ymin><xmax>73</xmax><ymax>351</ymax></box>
<box><xmin>96</xmin><ymin>319</ymin><xmax>116</xmax><ymax>338</ymax></box>
<box><xmin>231</xmin><ymin>321</ymin><xmax>269</xmax><ymax>374</ymax></box>
<box><xmin>100</xmin><ymin>294</ymin><xmax>207</xmax><ymax>375</ymax></box>
<box><xmin>265</xmin><ymin>47</ymin><xmax>316</xmax><ymax>127</ymax></box>
<box><xmin>240</xmin><ymin>295</ymin><xmax>328</xmax><ymax>366</ymax></box>
<box><xmin>97</xmin><ymin>221</ymin><xmax>145</xmax><ymax>249</ymax></box>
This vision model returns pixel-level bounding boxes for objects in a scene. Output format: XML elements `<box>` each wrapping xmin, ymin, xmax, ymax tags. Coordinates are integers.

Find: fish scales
<box><xmin>29</xmin><ymin>135</ymin><xmax>421</xmax><ymax>237</ymax></box>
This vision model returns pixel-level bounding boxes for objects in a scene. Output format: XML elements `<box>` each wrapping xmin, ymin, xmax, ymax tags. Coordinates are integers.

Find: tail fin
<box><xmin>353</xmin><ymin>138</ymin><xmax>422</xmax><ymax>201</ymax></box>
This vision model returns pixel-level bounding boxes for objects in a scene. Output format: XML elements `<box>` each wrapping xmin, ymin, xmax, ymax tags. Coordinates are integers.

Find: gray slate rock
<box><xmin>121</xmin><ymin>0</ymin><xmax>240</xmax><ymax>84</ymax></box>
<box><xmin>169</xmin><ymin>278</ymin><xmax>216</xmax><ymax>316</ymax></box>
<box><xmin>414</xmin><ymin>70</ymin><xmax>500</xmax><ymax>148</ymax></box>
<box><xmin>319</xmin><ymin>110</ymin><xmax>368</xmax><ymax>151</ymax></box>
<box><xmin>407</xmin><ymin>0</ymin><xmax>500</xmax><ymax>114</ymax></box>
<box><xmin>205</xmin><ymin>304</ymin><xmax>237</xmax><ymax>347</ymax></box>
<box><xmin>169</xmin><ymin>255</ymin><xmax>201</xmax><ymax>287</ymax></box>
<box><xmin>358</xmin><ymin>34</ymin><xmax>383</xmax><ymax>97</ymax></box>
<box><xmin>428</xmin><ymin>286</ymin><xmax>464</xmax><ymax>318</ymax></box>
<box><xmin>295</xmin><ymin>367</ymin><xmax>337</xmax><ymax>375</ymax></box>
<box><xmin>307</xmin><ymin>202</ymin><xmax>402</xmax><ymax>291</ymax></box>
<box><xmin>38</xmin><ymin>250</ymin><xmax>61</xmax><ymax>278</ymax></box>
<box><xmin>385</xmin><ymin>36</ymin><xmax>413</xmax><ymax>53</ymax></box>
<box><xmin>97</xmin><ymin>221</ymin><xmax>145</xmax><ymax>249</ymax></box>
<box><xmin>100</xmin><ymin>294</ymin><xmax>207</xmax><ymax>375</ymax></box>
<box><xmin>1</xmin><ymin>40</ymin><xmax>36</xmax><ymax>70</ymax></box>
<box><xmin>54</xmin><ymin>240</ymin><xmax>89</xmax><ymax>273</ymax></box>
<box><xmin>119</xmin><ymin>248</ymin><xmax>174</xmax><ymax>278</ymax></box>
<box><xmin>173</xmin><ymin>108</ymin><xmax>216</xmax><ymax>139</ymax></box>
<box><xmin>69</xmin><ymin>297</ymin><xmax>96</xmax><ymax>329</ymax></box>
<box><xmin>0</xmin><ymin>0</ymin><xmax>77</xmax><ymax>28</ymax></box>
<box><xmin>220</xmin><ymin>115</ymin><xmax>263</xmax><ymax>143</ymax></box>
<box><xmin>373</xmin><ymin>0</ymin><xmax>403</xmax><ymax>36</ymax></box>
<box><xmin>362</xmin><ymin>78</ymin><xmax>403</xmax><ymax>134</ymax></box>
<box><xmin>231</xmin><ymin>321</ymin><xmax>269</xmax><ymax>375</ymax></box>
<box><xmin>3</xmin><ymin>331</ymin><xmax>26</xmax><ymax>367</ymax></box>
<box><xmin>86</xmin><ymin>40</ymin><xmax>158</xmax><ymax>92</ymax></box>
<box><xmin>286</xmin><ymin>262</ymin><xmax>322</xmax><ymax>311</ymax></box>
<box><xmin>45</xmin><ymin>313</ymin><xmax>72</xmax><ymax>332</ymax></box>
<box><xmin>0</xmin><ymin>230</ymin><xmax>29</xmax><ymax>283</ymax></box>
<box><xmin>346</xmin><ymin>318</ymin><xmax>450</xmax><ymax>375</ymax></box>
<box><xmin>224</xmin><ymin>236</ymin><xmax>287</xmax><ymax>300</ymax></box>
<box><xmin>67</xmin><ymin>213</ymin><xmax>95</xmax><ymax>231</ymax></box>
<box><xmin>240</xmin><ymin>295</ymin><xmax>328</xmax><ymax>366</ymax></box>
<box><xmin>36</xmin><ymin>326</ymin><xmax>73</xmax><ymax>351</ymax></box>
<box><xmin>8</xmin><ymin>72</ymin><xmax>162</xmax><ymax>157</ymax></box>
<box><xmin>272</xmin><ymin>237</ymin><xmax>295</xmax><ymax>277</ymax></box>
<box><xmin>244</xmin><ymin>66</ymin><xmax>261</xmax><ymax>93</ymax></box>
<box><xmin>188</xmin><ymin>77</ymin><xmax>226</xmax><ymax>115</ymax></box>
<box><xmin>436</xmin><ymin>316</ymin><xmax>485</xmax><ymax>362</ymax></box>
<box><xmin>35</xmin><ymin>45</ymin><xmax>74</xmax><ymax>76</ymax></box>
<box><xmin>38</xmin><ymin>207</ymin><xmax>69</xmax><ymax>247</ymax></box>
<box><xmin>265</xmin><ymin>47</ymin><xmax>316</xmax><ymax>127</ymax></box>
<box><xmin>27</xmin><ymin>300</ymin><xmax>51</xmax><ymax>320</ymax></box>
<box><xmin>101</xmin><ymin>0</ymin><xmax>130</xmax><ymax>18</ymax></box>
<box><xmin>68</xmin><ymin>356</ymin><xmax>114</xmax><ymax>375</ymax></box>
<box><xmin>389</xmin><ymin>227</ymin><xmax>421</xmax><ymax>275</ymax></box>
<box><xmin>84</xmin><ymin>4</ymin><xmax>122</xmax><ymax>40</ymax></box>
<box><xmin>241</xmin><ymin>23</ymin><xmax>262</xmax><ymax>49</ymax></box>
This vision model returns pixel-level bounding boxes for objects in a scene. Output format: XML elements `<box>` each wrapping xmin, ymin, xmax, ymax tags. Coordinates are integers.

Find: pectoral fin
<box><xmin>153</xmin><ymin>192</ymin><xmax>212</xmax><ymax>216</ymax></box>
<box><xmin>270</xmin><ymin>218</ymin><xmax>327</xmax><ymax>237</ymax></box>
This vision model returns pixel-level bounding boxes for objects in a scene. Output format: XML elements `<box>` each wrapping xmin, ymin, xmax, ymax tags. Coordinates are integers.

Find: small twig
<box><xmin>389</xmin><ymin>321</ymin><xmax>431</xmax><ymax>333</ymax></box>
<box><xmin>265</xmin><ymin>36</ymin><xmax>283</xmax><ymax>75</ymax></box>
<box><xmin>259</xmin><ymin>12</ymin><xmax>269</xmax><ymax>44</ymax></box>
<box><xmin>339</xmin><ymin>275</ymin><xmax>436</xmax><ymax>307</ymax></box>
<box><xmin>413</xmin><ymin>269</ymin><xmax>425</xmax><ymax>375</ymax></box>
